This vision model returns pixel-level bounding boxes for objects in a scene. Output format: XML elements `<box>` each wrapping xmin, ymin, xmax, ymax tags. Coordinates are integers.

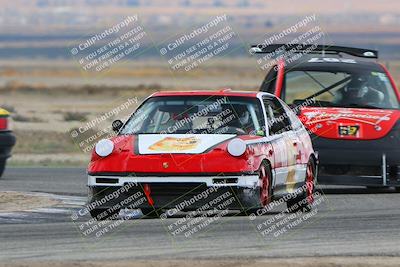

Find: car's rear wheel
<box><xmin>89</xmin><ymin>208</ymin><xmax>120</xmax><ymax>220</ymax></box>
<box><xmin>287</xmin><ymin>158</ymin><xmax>316</xmax><ymax>213</ymax></box>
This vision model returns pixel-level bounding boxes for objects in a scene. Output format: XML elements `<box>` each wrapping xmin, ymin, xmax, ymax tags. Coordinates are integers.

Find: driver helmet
<box><xmin>343</xmin><ymin>74</ymin><xmax>369</xmax><ymax>99</ymax></box>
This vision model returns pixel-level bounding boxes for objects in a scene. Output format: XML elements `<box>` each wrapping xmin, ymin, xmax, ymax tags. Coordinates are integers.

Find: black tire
<box><xmin>141</xmin><ymin>208</ymin><xmax>161</xmax><ymax>218</ymax></box>
<box><xmin>287</xmin><ymin>158</ymin><xmax>316</xmax><ymax>213</ymax></box>
<box><xmin>239</xmin><ymin>161</ymin><xmax>272</xmax><ymax>216</ymax></box>
<box><xmin>395</xmin><ymin>187</ymin><xmax>400</xmax><ymax>193</ymax></box>
<box><xmin>0</xmin><ymin>159</ymin><xmax>6</xmax><ymax>178</ymax></box>
<box><xmin>366</xmin><ymin>186</ymin><xmax>380</xmax><ymax>189</ymax></box>
<box><xmin>89</xmin><ymin>208</ymin><xmax>120</xmax><ymax>220</ymax></box>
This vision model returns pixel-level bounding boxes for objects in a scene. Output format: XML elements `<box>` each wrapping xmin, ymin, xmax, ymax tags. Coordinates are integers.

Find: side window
<box><xmin>278</xmin><ymin>99</ymin><xmax>303</xmax><ymax>130</ymax></box>
<box><xmin>263</xmin><ymin>97</ymin><xmax>292</xmax><ymax>135</ymax></box>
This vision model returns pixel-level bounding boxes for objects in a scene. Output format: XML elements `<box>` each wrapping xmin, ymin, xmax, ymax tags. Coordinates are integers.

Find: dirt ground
<box><xmin>0</xmin><ymin>191</ymin><xmax>59</xmax><ymax>212</ymax></box>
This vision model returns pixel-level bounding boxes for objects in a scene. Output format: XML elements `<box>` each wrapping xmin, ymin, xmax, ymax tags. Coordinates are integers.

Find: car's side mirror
<box><xmin>112</xmin><ymin>120</ymin><xmax>123</xmax><ymax>133</ymax></box>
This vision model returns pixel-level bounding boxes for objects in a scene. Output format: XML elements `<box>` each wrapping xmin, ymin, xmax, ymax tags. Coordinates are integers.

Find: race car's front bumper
<box><xmin>312</xmin><ymin>124</ymin><xmax>400</xmax><ymax>186</ymax></box>
<box><xmin>87</xmin><ymin>174</ymin><xmax>261</xmax><ymax>210</ymax></box>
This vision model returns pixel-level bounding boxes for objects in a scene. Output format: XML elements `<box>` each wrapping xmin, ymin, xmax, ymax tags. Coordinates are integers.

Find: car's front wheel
<box><xmin>287</xmin><ymin>158</ymin><xmax>316</xmax><ymax>213</ymax></box>
<box><xmin>259</xmin><ymin>161</ymin><xmax>273</xmax><ymax>207</ymax></box>
<box><xmin>240</xmin><ymin>161</ymin><xmax>272</xmax><ymax>215</ymax></box>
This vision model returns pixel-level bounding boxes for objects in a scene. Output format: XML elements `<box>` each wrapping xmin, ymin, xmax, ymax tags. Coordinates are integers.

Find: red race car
<box><xmin>87</xmin><ymin>90</ymin><xmax>317</xmax><ymax>219</ymax></box>
<box><xmin>251</xmin><ymin>44</ymin><xmax>400</xmax><ymax>189</ymax></box>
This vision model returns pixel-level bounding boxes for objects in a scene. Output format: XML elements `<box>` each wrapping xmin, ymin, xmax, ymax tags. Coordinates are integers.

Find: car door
<box><xmin>278</xmin><ymin>99</ymin><xmax>305</xmax><ymax>162</ymax></box>
<box><xmin>262</xmin><ymin>96</ymin><xmax>294</xmax><ymax>192</ymax></box>
<box><xmin>279</xmin><ymin>98</ymin><xmax>310</xmax><ymax>191</ymax></box>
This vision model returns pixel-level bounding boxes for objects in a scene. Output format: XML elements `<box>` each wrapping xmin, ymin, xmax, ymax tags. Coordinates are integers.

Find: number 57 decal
<box><xmin>338</xmin><ymin>125</ymin><xmax>360</xmax><ymax>137</ymax></box>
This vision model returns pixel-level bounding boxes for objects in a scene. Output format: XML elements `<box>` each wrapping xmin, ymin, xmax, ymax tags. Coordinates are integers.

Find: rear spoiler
<box><xmin>249</xmin><ymin>44</ymin><xmax>378</xmax><ymax>59</ymax></box>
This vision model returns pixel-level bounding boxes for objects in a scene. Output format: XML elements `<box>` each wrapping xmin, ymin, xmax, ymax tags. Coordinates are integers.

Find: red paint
<box><xmin>88</xmin><ymin>135</ymin><xmax>271</xmax><ymax>174</ymax></box>
<box><xmin>0</xmin><ymin>118</ymin><xmax>7</xmax><ymax>130</ymax></box>
<box><xmin>274</xmin><ymin>59</ymin><xmax>285</xmax><ymax>97</ymax></box>
<box><xmin>143</xmin><ymin>184</ymin><xmax>154</xmax><ymax>206</ymax></box>
<box><xmin>259</xmin><ymin>164</ymin><xmax>271</xmax><ymax>206</ymax></box>
<box><xmin>299</xmin><ymin>107</ymin><xmax>400</xmax><ymax>140</ymax></box>
<box><xmin>305</xmin><ymin>162</ymin><xmax>315</xmax><ymax>204</ymax></box>
<box><xmin>87</xmin><ymin>132</ymin><xmax>313</xmax><ymax>176</ymax></box>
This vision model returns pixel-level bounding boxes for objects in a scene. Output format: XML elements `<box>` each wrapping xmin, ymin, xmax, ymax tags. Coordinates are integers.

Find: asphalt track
<box><xmin>1</xmin><ymin>167</ymin><xmax>400</xmax><ymax>262</ymax></box>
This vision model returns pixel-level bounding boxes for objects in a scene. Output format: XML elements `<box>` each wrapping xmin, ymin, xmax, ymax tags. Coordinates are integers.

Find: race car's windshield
<box><xmin>120</xmin><ymin>96</ymin><xmax>265</xmax><ymax>135</ymax></box>
<box><xmin>285</xmin><ymin>70</ymin><xmax>400</xmax><ymax>109</ymax></box>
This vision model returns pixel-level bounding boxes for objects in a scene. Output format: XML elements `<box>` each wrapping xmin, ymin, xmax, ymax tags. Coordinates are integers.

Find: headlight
<box><xmin>95</xmin><ymin>139</ymin><xmax>114</xmax><ymax>157</ymax></box>
<box><xmin>227</xmin><ymin>138</ymin><xmax>246</xmax><ymax>157</ymax></box>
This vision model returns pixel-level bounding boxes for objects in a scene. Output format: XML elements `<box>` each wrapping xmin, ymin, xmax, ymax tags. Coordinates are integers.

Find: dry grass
<box><xmin>12</xmin><ymin>114</ymin><xmax>46</xmax><ymax>123</ymax></box>
<box><xmin>13</xmin><ymin>130</ymin><xmax>79</xmax><ymax>154</ymax></box>
<box><xmin>62</xmin><ymin>112</ymin><xmax>88</xmax><ymax>122</ymax></box>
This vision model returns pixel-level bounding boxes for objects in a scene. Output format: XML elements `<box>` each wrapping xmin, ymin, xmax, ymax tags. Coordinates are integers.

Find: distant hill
<box><xmin>0</xmin><ymin>0</ymin><xmax>399</xmax><ymax>59</ymax></box>
<box><xmin>1</xmin><ymin>0</ymin><xmax>399</xmax><ymax>35</ymax></box>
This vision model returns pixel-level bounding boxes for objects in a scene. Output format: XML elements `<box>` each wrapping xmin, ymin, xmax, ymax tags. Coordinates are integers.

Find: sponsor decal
<box><xmin>285</xmin><ymin>167</ymin><xmax>297</xmax><ymax>192</ymax></box>
<box><xmin>338</xmin><ymin>125</ymin><xmax>360</xmax><ymax>137</ymax></box>
<box><xmin>149</xmin><ymin>137</ymin><xmax>199</xmax><ymax>151</ymax></box>
<box><xmin>303</xmin><ymin>110</ymin><xmax>392</xmax><ymax>126</ymax></box>
<box><xmin>138</xmin><ymin>134</ymin><xmax>236</xmax><ymax>154</ymax></box>
<box><xmin>308</xmin><ymin>57</ymin><xmax>356</xmax><ymax>64</ymax></box>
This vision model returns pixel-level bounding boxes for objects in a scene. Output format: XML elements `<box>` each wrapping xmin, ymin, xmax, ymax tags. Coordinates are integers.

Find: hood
<box><xmin>88</xmin><ymin>134</ymin><xmax>263</xmax><ymax>174</ymax></box>
<box><xmin>299</xmin><ymin>107</ymin><xmax>400</xmax><ymax>140</ymax></box>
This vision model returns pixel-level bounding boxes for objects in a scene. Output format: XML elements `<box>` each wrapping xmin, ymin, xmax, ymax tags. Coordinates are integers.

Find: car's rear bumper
<box><xmin>87</xmin><ymin>174</ymin><xmax>261</xmax><ymax>210</ymax></box>
<box><xmin>311</xmin><ymin>131</ymin><xmax>400</xmax><ymax>186</ymax></box>
<box><xmin>0</xmin><ymin>131</ymin><xmax>16</xmax><ymax>160</ymax></box>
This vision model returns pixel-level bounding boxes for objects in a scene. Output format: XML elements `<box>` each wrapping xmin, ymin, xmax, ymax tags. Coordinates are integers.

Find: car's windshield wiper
<box><xmin>304</xmin><ymin>71</ymin><xmax>335</xmax><ymax>96</ymax></box>
<box><xmin>302</xmin><ymin>76</ymin><xmax>352</xmax><ymax>102</ymax></box>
